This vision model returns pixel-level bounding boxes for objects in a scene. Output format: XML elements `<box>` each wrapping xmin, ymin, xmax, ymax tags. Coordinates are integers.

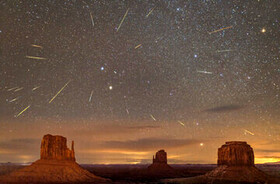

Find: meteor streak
<box><xmin>9</xmin><ymin>97</ymin><xmax>19</xmax><ymax>103</ymax></box>
<box><xmin>146</xmin><ymin>7</ymin><xmax>155</xmax><ymax>18</ymax></box>
<box><xmin>26</xmin><ymin>56</ymin><xmax>47</xmax><ymax>60</ymax></box>
<box><xmin>7</xmin><ymin>87</ymin><xmax>18</xmax><ymax>91</ymax></box>
<box><xmin>89</xmin><ymin>90</ymin><xmax>93</xmax><ymax>102</ymax></box>
<box><xmin>14</xmin><ymin>87</ymin><xmax>23</xmax><ymax>92</ymax></box>
<box><xmin>208</xmin><ymin>26</ymin><xmax>233</xmax><ymax>34</ymax></box>
<box><xmin>135</xmin><ymin>44</ymin><xmax>142</xmax><ymax>49</ymax></box>
<box><xmin>150</xmin><ymin>114</ymin><xmax>156</xmax><ymax>121</ymax></box>
<box><xmin>90</xmin><ymin>12</ymin><xmax>94</xmax><ymax>27</ymax></box>
<box><xmin>217</xmin><ymin>49</ymin><xmax>233</xmax><ymax>53</ymax></box>
<box><xmin>178</xmin><ymin>121</ymin><xmax>185</xmax><ymax>127</ymax></box>
<box><xmin>197</xmin><ymin>70</ymin><xmax>213</xmax><ymax>74</ymax></box>
<box><xmin>117</xmin><ymin>8</ymin><xmax>129</xmax><ymax>32</ymax></box>
<box><xmin>31</xmin><ymin>44</ymin><xmax>43</xmax><ymax>49</ymax></box>
<box><xmin>126</xmin><ymin>108</ymin><xmax>129</xmax><ymax>114</ymax></box>
<box><xmin>49</xmin><ymin>80</ymin><xmax>71</xmax><ymax>103</ymax></box>
<box><xmin>16</xmin><ymin>105</ymin><xmax>31</xmax><ymax>118</ymax></box>
<box><xmin>244</xmin><ymin>129</ymin><xmax>255</xmax><ymax>136</ymax></box>
<box><xmin>32</xmin><ymin>86</ymin><xmax>40</xmax><ymax>91</ymax></box>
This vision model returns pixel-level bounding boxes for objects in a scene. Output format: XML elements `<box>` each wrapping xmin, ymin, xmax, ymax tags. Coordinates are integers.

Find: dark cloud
<box><xmin>9</xmin><ymin>139</ymin><xmax>39</xmax><ymax>144</ymax></box>
<box><xmin>72</xmin><ymin>124</ymin><xmax>160</xmax><ymax>137</ymax></box>
<box><xmin>100</xmin><ymin>138</ymin><xmax>201</xmax><ymax>151</ymax></box>
<box><xmin>0</xmin><ymin>138</ymin><xmax>40</xmax><ymax>152</ymax></box>
<box><xmin>204</xmin><ymin>104</ymin><xmax>244</xmax><ymax>113</ymax></box>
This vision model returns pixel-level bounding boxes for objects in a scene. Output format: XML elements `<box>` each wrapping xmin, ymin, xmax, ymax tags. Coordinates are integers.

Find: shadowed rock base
<box><xmin>0</xmin><ymin>160</ymin><xmax>109</xmax><ymax>184</ymax></box>
<box><xmin>205</xmin><ymin>165</ymin><xmax>268</xmax><ymax>182</ymax></box>
<box><xmin>163</xmin><ymin>175</ymin><xmax>280</xmax><ymax>184</ymax></box>
<box><xmin>163</xmin><ymin>166</ymin><xmax>280</xmax><ymax>184</ymax></box>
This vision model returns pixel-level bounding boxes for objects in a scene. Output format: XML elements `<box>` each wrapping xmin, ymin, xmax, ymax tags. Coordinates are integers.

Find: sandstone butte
<box><xmin>205</xmin><ymin>141</ymin><xmax>269</xmax><ymax>182</ymax></box>
<box><xmin>0</xmin><ymin>134</ymin><xmax>109</xmax><ymax>184</ymax></box>
<box><xmin>163</xmin><ymin>141</ymin><xmax>277</xmax><ymax>184</ymax></box>
<box><xmin>153</xmin><ymin>149</ymin><xmax>168</xmax><ymax>164</ymax></box>
<box><xmin>40</xmin><ymin>134</ymin><xmax>75</xmax><ymax>161</ymax></box>
<box><xmin>148</xmin><ymin>149</ymin><xmax>176</xmax><ymax>176</ymax></box>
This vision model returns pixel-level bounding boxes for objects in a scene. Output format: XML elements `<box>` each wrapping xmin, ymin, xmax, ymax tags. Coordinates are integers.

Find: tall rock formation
<box><xmin>164</xmin><ymin>141</ymin><xmax>276</xmax><ymax>184</ymax></box>
<box><xmin>218</xmin><ymin>141</ymin><xmax>254</xmax><ymax>166</ymax></box>
<box><xmin>0</xmin><ymin>134</ymin><xmax>109</xmax><ymax>183</ymax></box>
<box><xmin>206</xmin><ymin>141</ymin><xmax>268</xmax><ymax>182</ymax></box>
<box><xmin>40</xmin><ymin>134</ymin><xmax>75</xmax><ymax>161</ymax></box>
<box><xmin>147</xmin><ymin>149</ymin><xmax>176</xmax><ymax>178</ymax></box>
<box><xmin>153</xmin><ymin>149</ymin><xmax>167</xmax><ymax>164</ymax></box>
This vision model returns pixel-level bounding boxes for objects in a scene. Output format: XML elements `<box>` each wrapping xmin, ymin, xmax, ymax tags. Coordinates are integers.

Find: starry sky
<box><xmin>0</xmin><ymin>0</ymin><xmax>280</xmax><ymax>164</ymax></box>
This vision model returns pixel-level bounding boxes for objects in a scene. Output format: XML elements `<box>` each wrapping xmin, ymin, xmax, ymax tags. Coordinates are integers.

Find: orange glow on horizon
<box><xmin>0</xmin><ymin>149</ymin><xmax>14</xmax><ymax>154</ymax></box>
<box><xmin>81</xmin><ymin>149</ymin><xmax>150</xmax><ymax>155</ymax></box>
<box><xmin>255</xmin><ymin>157</ymin><xmax>280</xmax><ymax>164</ymax></box>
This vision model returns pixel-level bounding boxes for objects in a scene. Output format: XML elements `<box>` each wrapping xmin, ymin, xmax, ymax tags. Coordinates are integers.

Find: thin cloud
<box><xmin>72</xmin><ymin>125</ymin><xmax>160</xmax><ymax>137</ymax></box>
<box><xmin>0</xmin><ymin>138</ymin><xmax>40</xmax><ymax>152</ymax></box>
<box><xmin>100</xmin><ymin>138</ymin><xmax>201</xmax><ymax>151</ymax></box>
<box><xmin>204</xmin><ymin>104</ymin><xmax>243</xmax><ymax>113</ymax></box>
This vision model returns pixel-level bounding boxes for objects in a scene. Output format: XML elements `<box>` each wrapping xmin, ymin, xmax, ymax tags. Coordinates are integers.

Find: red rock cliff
<box><xmin>218</xmin><ymin>141</ymin><xmax>254</xmax><ymax>166</ymax></box>
<box><xmin>40</xmin><ymin>134</ymin><xmax>75</xmax><ymax>161</ymax></box>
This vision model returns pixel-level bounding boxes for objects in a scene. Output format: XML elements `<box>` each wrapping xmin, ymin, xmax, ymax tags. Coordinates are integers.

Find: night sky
<box><xmin>0</xmin><ymin>0</ymin><xmax>280</xmax><ymax>164</ymax></box>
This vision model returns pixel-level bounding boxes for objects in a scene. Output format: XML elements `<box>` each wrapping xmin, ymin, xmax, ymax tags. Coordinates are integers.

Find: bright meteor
<box><xmin>146</xmin><ymin>7</ymin><xmax>155</xmax><ymax>18</ymax></box>
<box><xmin>117</xmin><ymin>8</ymin><xmax>129</xmax><ymax>32</ymax></box>
<box><xmin>90</xmin><ymin>12</ymin><xmax>94</xmax><ymax>27</ymax></box>
<box><xmin>178</xmin><ymin>121</ymin><xmax>185</xmax><ymax>127</ymax></box>
<box><xmin>150</xmin><ymin>114</ymin><xmax>156</xmax><ymax>121</ymax></box>
<box><xmin>197</xmin><ymin>70</ymin><xmax>213</xmax><ymax>75</ymax></box>
<box><xmin>16</xmin><ymin>105</ymin><xmax>31</xmax><ymax>118</ymax></box>
<box><xmin>135</xmin><ymin>44</ymin><xmax>142</xmax><ymax>49</ymax></box>
<box><xmin>31</xmin><ymin>44</ymin><xmax>43</xmax><ymax>49</ymax></box>
<box><xmin>26</xmin><ymin>56</ymin><xmax>47</xmax><ymax>60</ymax></box>
<box><xmin>208</xmin><ymin>26</ymin><xmax>233</xmax><ymax>34</ymax></box>
<box><xmin>89</xmin><ymin>90</ymin><xmax>93</xmax><ymax>102</ymax></box>
<box><xmin>244</xmin><ymin>129</ymin><xmax>255</xmax><ymax>136</ymax></box>
<box><xmin>49</xmin><ymin>80</ymin><xmax>71</xmax><ymax>104</ymax></box>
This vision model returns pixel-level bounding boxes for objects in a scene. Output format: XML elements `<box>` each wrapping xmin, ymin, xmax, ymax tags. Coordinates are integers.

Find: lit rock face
<box><xmin>218</xmin><ymin>141</ymin><xmax>254</xmax><ymax>166</ymax></box>
<box><xmin>153</xmin><ymin>150</ymin><xmax>167</xmax><ymax>164</ymax></box>
<box><xmin>40</xmin><ymin>134</ymin><xmax>75</xmax><ymax>161</ymax></box>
